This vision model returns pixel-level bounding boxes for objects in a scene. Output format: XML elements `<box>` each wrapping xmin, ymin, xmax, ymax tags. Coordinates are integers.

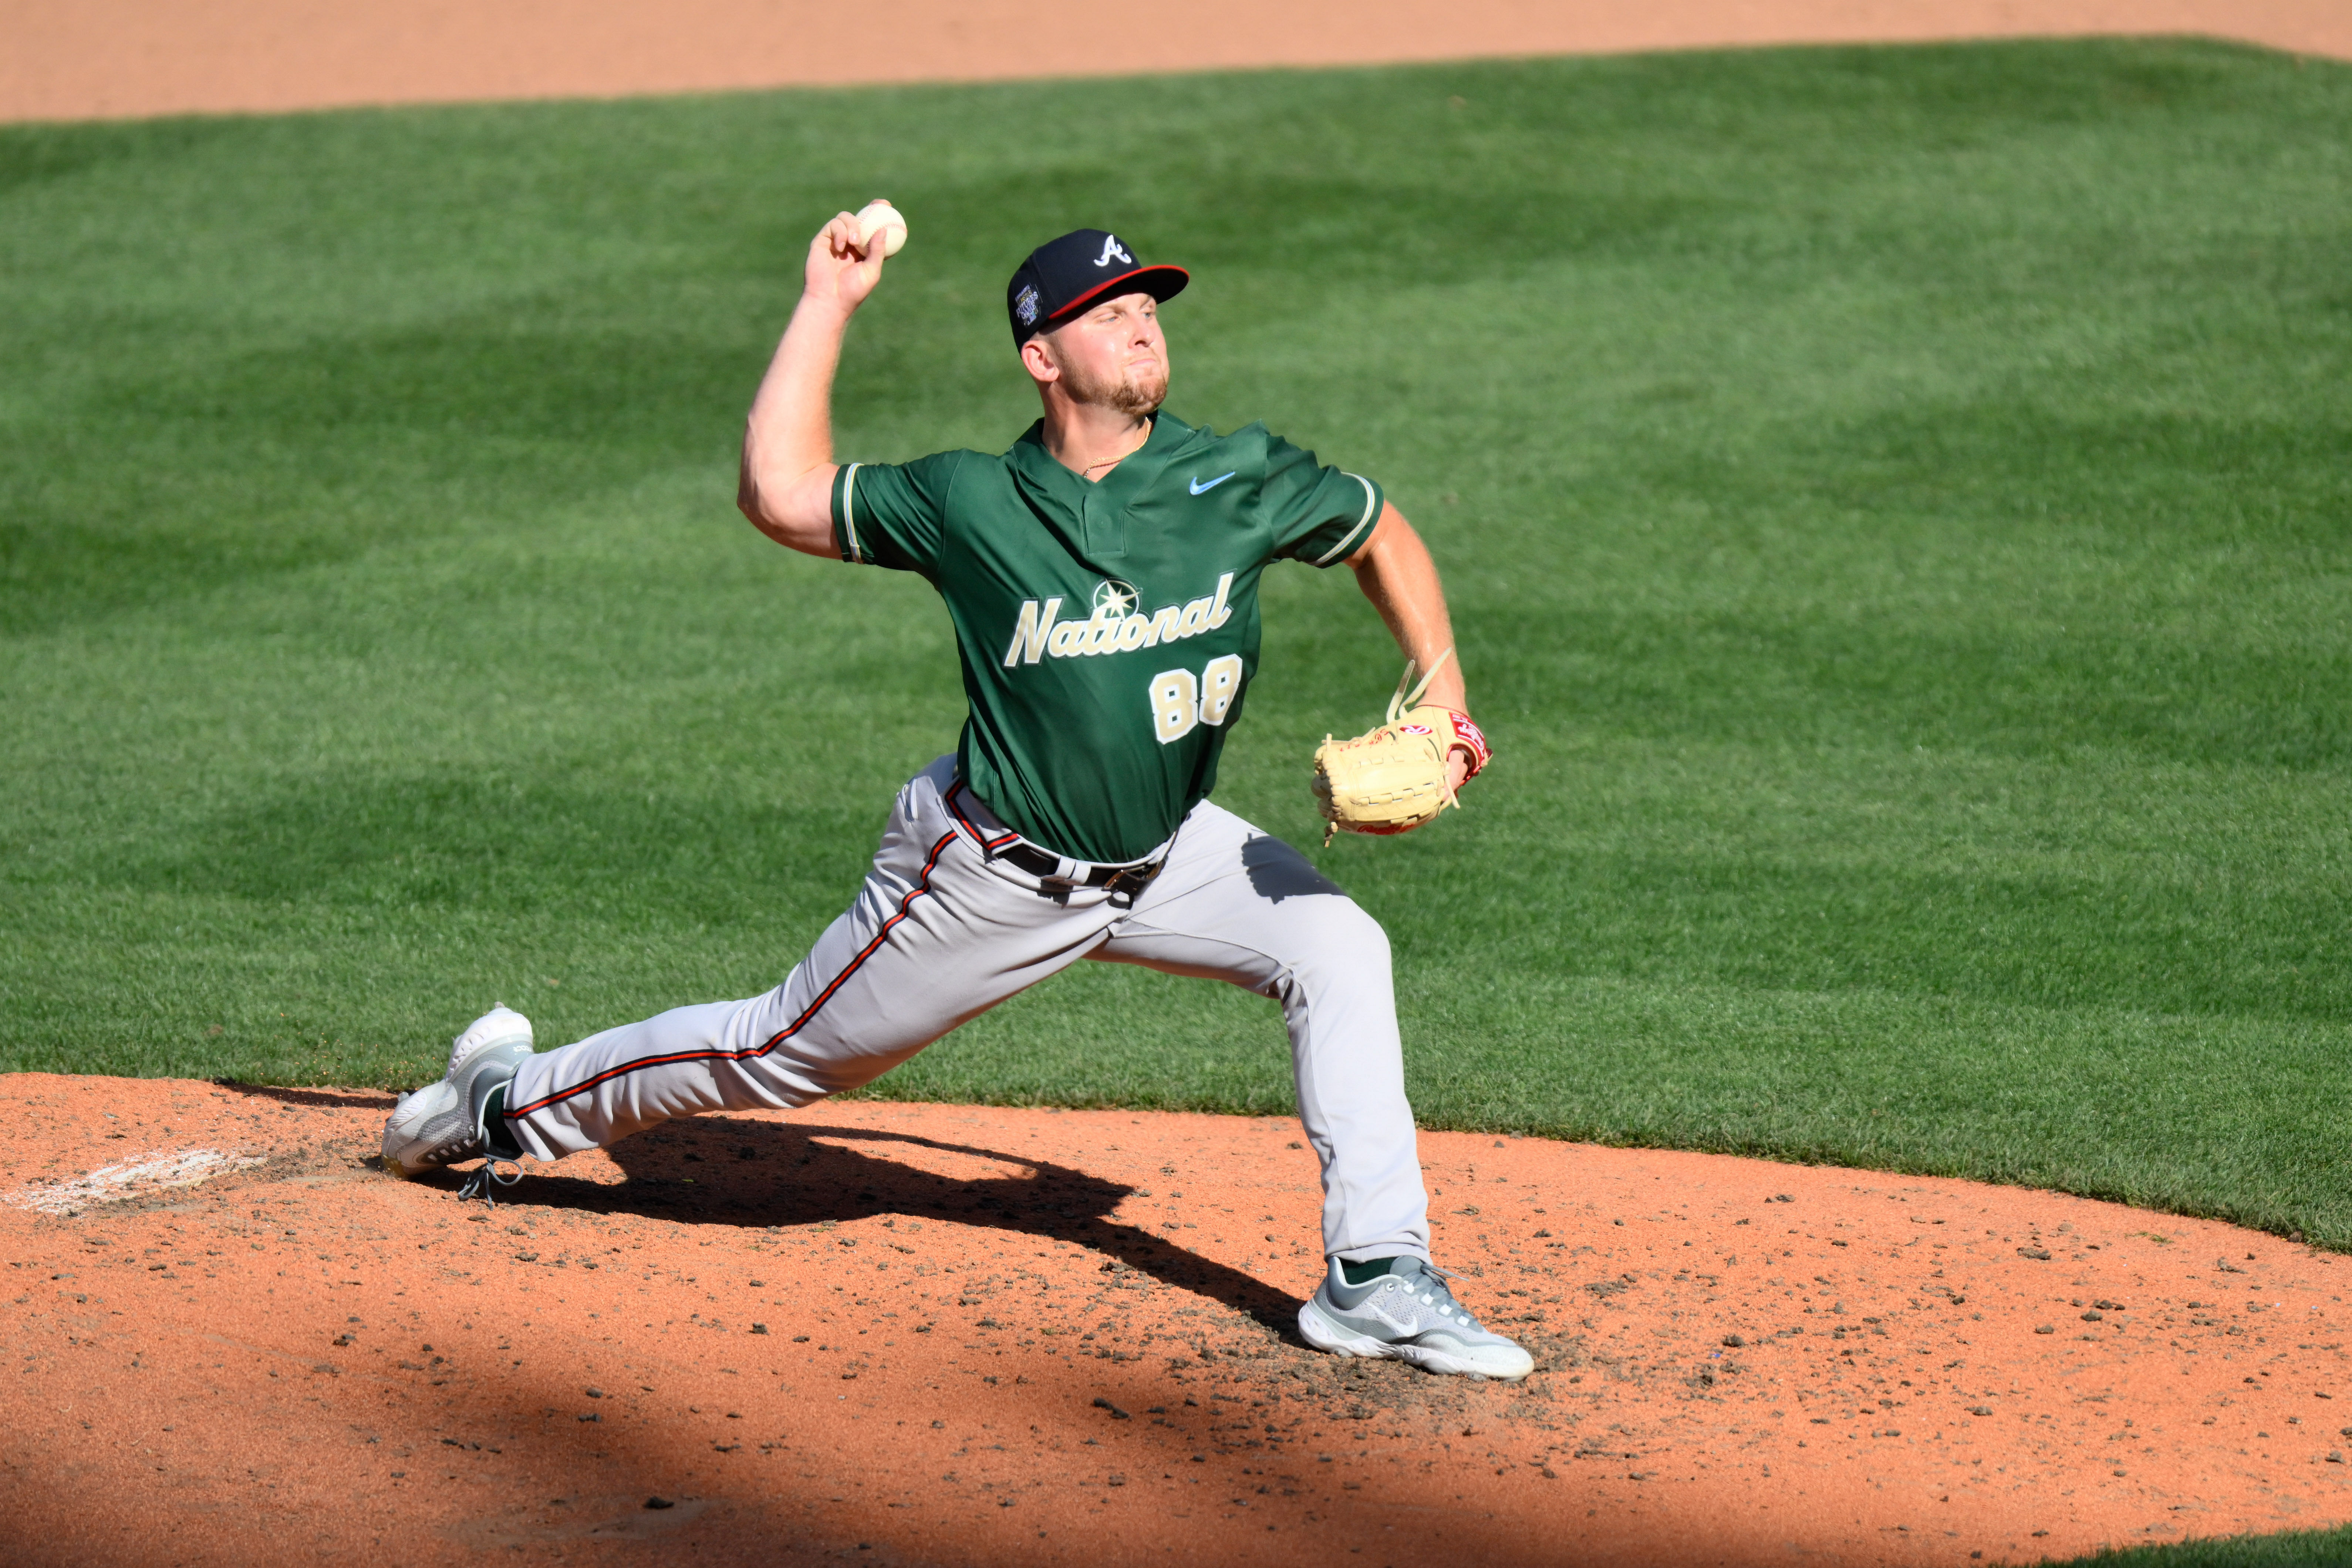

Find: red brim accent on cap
<box><xmin>1044</xmin><ymin>264</ymin><xmax>1190</xmax><ymax>327</ymax></box>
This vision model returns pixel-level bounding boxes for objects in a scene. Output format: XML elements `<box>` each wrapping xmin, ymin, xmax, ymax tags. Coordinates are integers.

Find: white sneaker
<box><xmin>380</xmin><ymin>1006</ymin><xmax>534</xmax><ymax>1182</ymax></box>
<box><xmin>1298</xmin><ymin>1256</ymin><xmax>1535</xmax><ymax>1380</ymax></box>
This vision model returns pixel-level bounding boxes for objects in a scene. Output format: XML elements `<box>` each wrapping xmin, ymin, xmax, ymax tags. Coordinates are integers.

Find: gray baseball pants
<box><xmin>500</xmin><ymin>756</ymin><xmax>1431</xmax><ymax>1264</ymax></box>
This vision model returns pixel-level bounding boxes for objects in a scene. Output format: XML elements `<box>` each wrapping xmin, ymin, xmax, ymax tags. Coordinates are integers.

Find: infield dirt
<box><xmin>6</xmin><ymin>1072</ymin><xmax>2352</xmax><ymax>1566</ymax></box>
<box><xmin>3</xmin><ymin>0</ymin><xmax>2348</xmax><ymax>122</ymax></box>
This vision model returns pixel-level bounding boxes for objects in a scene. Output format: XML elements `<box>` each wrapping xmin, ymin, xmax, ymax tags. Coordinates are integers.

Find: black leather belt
<box><xmin>996</xmin><ymin>841</ymin><xmax>1164</xmax><ymax>896</ymax></box>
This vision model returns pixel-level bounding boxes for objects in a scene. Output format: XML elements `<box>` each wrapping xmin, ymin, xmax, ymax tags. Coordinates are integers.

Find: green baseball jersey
<box><xmin>830</xmin><ymin>412</ymin><xmax>1384</xmax><ymax>864</ymax></box>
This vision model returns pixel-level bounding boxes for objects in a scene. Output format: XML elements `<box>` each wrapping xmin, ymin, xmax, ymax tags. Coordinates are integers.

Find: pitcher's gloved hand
<box><xmin>1311</xmin><ymin>651</ymin><xmax>1491</xmax><ymax>846</ymax></box>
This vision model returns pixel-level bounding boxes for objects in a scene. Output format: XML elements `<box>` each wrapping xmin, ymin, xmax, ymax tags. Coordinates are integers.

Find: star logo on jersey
<box><xmin>1091</xmin><ymin>579</ymin><xmax>1140</xmax><ymax>618</ymax></box>
<box><xmin>1093</xmin><ymin>235</ymin><xmax>1134</xmax><ymax>268</ymax></box>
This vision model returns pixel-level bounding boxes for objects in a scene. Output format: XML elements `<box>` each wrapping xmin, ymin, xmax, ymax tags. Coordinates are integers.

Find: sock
<box><xmin>1341</xmin><ymin>1257</ymin><xmax>1402</xmax><ymax>1287</ymax></box>
<box><xmin>481</xmin><ymin>1081</ymin><xmax>525</xmax><ymax>1161</ymax></box>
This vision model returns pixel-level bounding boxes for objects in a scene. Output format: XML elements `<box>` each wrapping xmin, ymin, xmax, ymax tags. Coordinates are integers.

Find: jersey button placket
<box><xmin>1081</xmin><ymin>493</ymin><xmax>1125</xmax><ymax>557</ymax></box>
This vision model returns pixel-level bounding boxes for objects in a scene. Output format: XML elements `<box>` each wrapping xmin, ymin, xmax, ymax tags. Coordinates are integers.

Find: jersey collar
<box><xmin>1008</xmin><ymin>411</ymin><xmax>1206</xmax><ymax>515</ymax></box>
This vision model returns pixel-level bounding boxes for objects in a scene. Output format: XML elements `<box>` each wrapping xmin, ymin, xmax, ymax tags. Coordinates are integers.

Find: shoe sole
<box><xmin>449</xmin><ymin>1019</ymin><xmax>533</xmax><ymax>1077</ymax></box>
<box><xmin>1298</xmin><ymin>1296</ymin><xmax>1532</xmax><ymax>1380</ymax></box>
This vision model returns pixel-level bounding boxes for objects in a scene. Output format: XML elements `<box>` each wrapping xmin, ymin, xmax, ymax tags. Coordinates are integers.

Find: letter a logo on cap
<box><xmin>1006</xmin><ymin>229</ymin><xmax>1188</xmax><ymax>345</ymax></box>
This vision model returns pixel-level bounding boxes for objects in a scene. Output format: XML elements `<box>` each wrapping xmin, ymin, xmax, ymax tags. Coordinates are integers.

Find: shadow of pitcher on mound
<box><xmin>439</xmin><ymin>1112</ymin><xmax>1305</xmax><ymax>1339</ymax></box>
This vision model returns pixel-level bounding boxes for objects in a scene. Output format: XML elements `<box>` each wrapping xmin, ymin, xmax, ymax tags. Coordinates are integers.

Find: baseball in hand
<box><xmin>853</xmin><ymin>198</ymin><xmax>908</xmax><ymax>258</ymax></box>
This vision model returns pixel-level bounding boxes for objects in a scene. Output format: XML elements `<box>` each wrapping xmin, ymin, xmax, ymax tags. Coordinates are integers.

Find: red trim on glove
<box><xmin>1445</xmin><ymin>711</ymin><xmax>1492</xmax><ymax>780</ymax></box>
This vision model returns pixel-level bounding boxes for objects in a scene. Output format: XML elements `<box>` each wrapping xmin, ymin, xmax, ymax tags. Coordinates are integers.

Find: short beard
<box><xmin>1056</xmin><ymin>351</ymin><xmax>1167</xmax><ymax>416</ymax></box>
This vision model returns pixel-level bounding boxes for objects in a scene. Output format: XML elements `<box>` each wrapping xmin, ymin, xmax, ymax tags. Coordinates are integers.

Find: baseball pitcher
<box><xmin>382</xmin><ymin>214</ymin><xmax>1528</xmax><ymax>1379</ymax></box>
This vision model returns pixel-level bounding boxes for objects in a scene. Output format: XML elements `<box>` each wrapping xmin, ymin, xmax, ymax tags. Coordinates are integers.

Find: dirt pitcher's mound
<box><xmin>4</xmin><ymin>1075</ymin><xmax>2350</xmax><ymax>1566</ymax></box>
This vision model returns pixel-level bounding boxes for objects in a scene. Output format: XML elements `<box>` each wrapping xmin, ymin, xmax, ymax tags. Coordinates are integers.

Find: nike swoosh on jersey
<box><xmin>1189</xmin><ymin>472</ymin><xmax>1237</xmax><ymax>495</ymax></box>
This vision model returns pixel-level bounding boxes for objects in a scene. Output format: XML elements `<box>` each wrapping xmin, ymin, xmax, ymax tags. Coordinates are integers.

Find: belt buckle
<box><xmin>1103</xmin><ymin>860</ymin><xmax>1162</xmax><ymax>900</ymax></box>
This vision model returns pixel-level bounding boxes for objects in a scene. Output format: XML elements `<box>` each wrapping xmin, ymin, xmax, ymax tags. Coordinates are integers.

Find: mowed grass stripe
<box><xmin>2</xmin><ymin>43</ymin><xmax>2348</xmax><ymax>1257</ymax></box>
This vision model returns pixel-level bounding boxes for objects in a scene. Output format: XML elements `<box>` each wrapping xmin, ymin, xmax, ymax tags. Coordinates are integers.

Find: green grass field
<box><xmin>2053</xmin><ymin>1524</ymin><xmax>2352</xmax><ymax>1567</ymax></box>
<box><xmin>5</xmin><ymin>33</ymin><xmax>2349</xmax><ymax>1263</ymax></box>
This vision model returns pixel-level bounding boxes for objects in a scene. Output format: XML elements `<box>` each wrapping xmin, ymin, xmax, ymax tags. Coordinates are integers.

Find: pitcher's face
<box><xmin>1036</xmin><ymin>292</ymin><xmax>1168</xmax><ymax>414</ymax></box>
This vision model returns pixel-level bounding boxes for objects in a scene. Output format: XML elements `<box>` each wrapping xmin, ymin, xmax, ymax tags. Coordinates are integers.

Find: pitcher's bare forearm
<box><xmin>1348</xmin><ymin>505</ymin><xmax>1474</xmax><ymax>789</ymax></box>
<box><xmin>1347</xmin><ymin>505</ymin><xmax>1466</xmax><ymax>711</ymax></box>
<box><xmin>736</xmin><ymin>214</ymin><xmax>890</xmax><ymax>557</ymax></box>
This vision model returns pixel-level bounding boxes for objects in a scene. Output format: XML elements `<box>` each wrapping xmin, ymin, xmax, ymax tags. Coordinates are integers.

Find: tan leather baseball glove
<box><xmin>1311</xmin><ymin>651</ymin><xmax>1493</xmax><ymax>846</ymax></box>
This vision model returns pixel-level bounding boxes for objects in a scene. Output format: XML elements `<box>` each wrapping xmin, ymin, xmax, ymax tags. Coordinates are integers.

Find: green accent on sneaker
<box><xmin>1341</xmin><ymin>1257</ymin><xmax>1403</xmax><ymax>1287</ymax></box>
<box><xmin>482</xmin><ymin>1081</ymin><xmax>524</xmax><ymax>1161</ymax></box>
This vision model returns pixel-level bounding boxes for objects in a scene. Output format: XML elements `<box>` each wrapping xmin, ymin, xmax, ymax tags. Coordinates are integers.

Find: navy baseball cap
<box><xmin>1007</xmin><ymin>229</ymin><xmax>1189</xmax><ymax>346</ymax></box>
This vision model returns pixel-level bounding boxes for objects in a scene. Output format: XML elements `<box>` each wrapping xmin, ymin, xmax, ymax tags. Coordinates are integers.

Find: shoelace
<box><xmin>457</xmin><ymin>1159</ymin><xmax>524</xmax><ymax>1207</ymax></box>
<box><xmin>1391</xmin><ymin>1267</ymin><xmax>1484</xmax><ymax>1330</ymax></box>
